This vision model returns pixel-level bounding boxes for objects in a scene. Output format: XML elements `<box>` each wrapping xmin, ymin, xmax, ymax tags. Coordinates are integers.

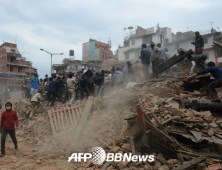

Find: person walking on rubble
<box><xmin>0</xmin><ymin>101</ymin><xmax>19</xmax><ymax>157</ymax></box>
<box><xmin>29</xmin><ymin>89</ymin><xmax>44</xmax><ymax>121</ymax></box>
<box><xmin>139</xmin><ymin>44</ymin><xmax>151</xmax><ymax>80</ymax></box>
<box><xmin>188</xmin><ymin>61</ymin><xmax>222</xmax><ymax>103</ymax></box>
<box><xmin>67</xmin><ymin>73</ymin><xmax>77</xmax><ymax>105</ymax></box>
<box><xmin>29</xmin><ymin>73</ymin><xmax>39</xmax><ymax>100</ymax></box>
<box><xmin>191</xmin><ymin>31</ymin><xmax>204</xmax><ymax>55</ymax></box>
<box><xmin>48</xmin><ymin>77</ymin><xmax>65</xmax><ymax>107</ymax></box>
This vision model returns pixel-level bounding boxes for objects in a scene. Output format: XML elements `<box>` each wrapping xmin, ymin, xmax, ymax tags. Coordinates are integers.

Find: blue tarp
<box><xmin>0</xmin><ymin>72</ymin><xmax>15</xmax><ymax>77</ymax></box>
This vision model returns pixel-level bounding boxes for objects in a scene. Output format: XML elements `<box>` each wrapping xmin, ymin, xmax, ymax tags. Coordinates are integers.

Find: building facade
<box><xmin>52</xmin><ymin>59</ymin><xmax>102</xmax><ymax>74</ymax></box>
<box><xmin>82</xmin><ymin>39</ymin><xmax>113</xmax><ymax>62</ymax></box>
<box><xmin>0</xmin><ymin>42</ymin><xmax>37</xmax><ymax>78</ymax></box>
<box><xmin>118</xmin><ymin>26</ymin><xmax>172</xmax><ymax>62</ymax></box>
<box><xmin>118</xmin><ymin>25</ymin><xmax>222</xmax><ymax>66</ymax></box>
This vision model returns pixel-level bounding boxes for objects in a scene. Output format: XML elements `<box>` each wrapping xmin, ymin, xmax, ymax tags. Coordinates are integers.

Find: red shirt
<box><xmin>0</xmin><ymin>109</ymin><xmax>19</xmax><ymax>130</ymax></box>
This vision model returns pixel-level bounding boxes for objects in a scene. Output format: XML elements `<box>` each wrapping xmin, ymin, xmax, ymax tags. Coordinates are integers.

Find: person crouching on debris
<box><xmin>0</xmin><ymin>101</ymin><xmax>19</xmax><ymax>157</ymax></box>
<box><xmin>189</xmin><ymin>55</ymin><xmax>207</xmax><ymax>75</ymax></box>
<box><xmin>30</xmin><ymin>89</ymin><xmax>44</xmax><ymax>121</ymax></box>
<box><xmin>187</xmin><ymin>62</ymin><xmax>222</xmax><ymax>103</ymax></box>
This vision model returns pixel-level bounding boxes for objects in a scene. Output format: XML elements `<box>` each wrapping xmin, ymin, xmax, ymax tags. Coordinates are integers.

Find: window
<box><xmin>160</xmin><ymin>35</ymin><xmax>164</xmax><ymax>43</ymax></box>
<box><xmin>204</xmin><ymin>37</ymin><xmax>208</xmax><ymax>44</ymax></box>
<box><xmin>18</xmin><ymin>66</ymin><xmax>22</xmax><ymax>72</ymax></box>
<box><xmin>217</xmin><ymin>48</ymin><xmax>222</xmax><ymax>57</ymax></box>
<box><xmin>10</xmin><ymin>65</ymin><xmax>13</xmax><ymax>72</ymax></box>
<box><xmin>142</xmin><ymin>35</ymin><xmax>152</xmax><ymax>44</ymax></box>
<box><xmin>203</xmin><ymin>53</ymin><xmax>209</xmax><ymax>60</ymax></box>
<box><xmin>131</xmin><ymin>39</ymin><xmax>135</xmax><ymax>45</ymax></box>
<box><xmin>103</xmin><ymin>54</ymin><xmax>107</xmax><ymax>59</ymax></box>
<box><xmin>10</xmin><ymin>57</ymin><xmax>13</xmax><ymax>62</ymax></box>
<box><xmin>125</xmin><ymin>53</ymin><xmax>129</xmax><ymax>59</ymax></box>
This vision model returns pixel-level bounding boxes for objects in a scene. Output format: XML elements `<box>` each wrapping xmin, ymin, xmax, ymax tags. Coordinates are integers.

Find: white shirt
<box><xmin>83</xmin><ymin>69</ymin><xmax>87</xmax><ymax>74</ymax></box>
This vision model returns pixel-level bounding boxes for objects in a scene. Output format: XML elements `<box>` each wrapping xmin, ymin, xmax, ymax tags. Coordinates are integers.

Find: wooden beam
<box><xmin>74</xmin><ymin>96</ymin><xmax>93</xmax><ymax>142</ymax></box>
<box><xmin>174</xmin><ymin>156</ymin><xmax>206</xmax><ymax>170</ymax></box>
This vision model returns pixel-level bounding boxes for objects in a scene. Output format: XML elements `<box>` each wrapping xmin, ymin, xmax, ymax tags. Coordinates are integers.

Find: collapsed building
<box><xmin>1</xmin><ymin>47</ymin><xmax>222</xmax><ymax>169</ymax></box>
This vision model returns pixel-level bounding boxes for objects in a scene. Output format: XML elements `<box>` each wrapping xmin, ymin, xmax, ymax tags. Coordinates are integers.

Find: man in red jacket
<box><xmin>0</xmin><ymin>101</ymin><xmax>19</xmax><ymax>157</ymax></box>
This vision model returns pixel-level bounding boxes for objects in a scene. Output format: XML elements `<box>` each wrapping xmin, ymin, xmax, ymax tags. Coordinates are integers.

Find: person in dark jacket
<box><xmin>191</xmin><ymin>31</ymin><xmax>204</xmax><ymax>55</ymax></box>
<box><xmin>0</xmin><ymin>101</ymin><xmax>19</xmax><ymax>157</ymax></box>
<box><xmin>189</xmin><ymin>55</ymin><xmax>207</xmax><ymax>75</ymax></box>
<box><xmin>188</xmin><ymin>62</ymin><xmax>222</xmax><ymax>102</ymax></box>
<box><xmin>94</xmin><ymin>70</ymin><xmax>105</xmax><ymax>97</ymax></box>
<box><xmin>139</xmin><ymin>44</ymin><xmax>151</xmax><ymax>80</ymax></box>
<box><xmin>80</xmin><ymin>75</ymin><xmax>89</xmax><ymax>100</ymax></box>
<box><xmin>48</xmin><ymin>77</ymin><xmax>65</xmax><ymax>107</ymax></box>
<box><xmin>44</xmin><ymin>74</ymin><xmax>48</xmax><ymax>84</ymax></box>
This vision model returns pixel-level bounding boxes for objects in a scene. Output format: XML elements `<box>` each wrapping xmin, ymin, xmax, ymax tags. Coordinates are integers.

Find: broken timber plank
<box><xmin>74</xmin><ymin>96</ymin><xmax>93</xmax><ymax>142</ymax></box>
<box><xmin>98</xmin><ymin>139</ymin><xmax>112</xmax><ymax>149</ymax></box>
<box><xmin>174</xmin><ymin>156</ymin><xmax>206</xmax><ymax>170</ymax></box>
<box><xmin>92</xmin><ymin>95</ymin><xmax>138</xmax><ymax>110</ymax></box>
<box><xmin>176</xmin><ymin>150</ymin><xmax>201</xmax><ymax>157</ymax></box>
<box><xmin>101</xmin><ymin>162</ymin><xmax>111</xmax><ymax>170</ymax></box>
<box><xmin>145</xmin><ymin>120</ymin><xmax>175</xmax><ymax>143</ymax></box>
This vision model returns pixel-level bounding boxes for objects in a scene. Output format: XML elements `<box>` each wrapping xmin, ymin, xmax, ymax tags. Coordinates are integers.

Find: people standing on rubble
<box><xmin>44</xmin><ymin>74</ymin><xmax>48</xmax><ymax>84</ymax></box>
<box><xmin>67</xmin><ymin>73</ymin><xmax>77</xmax><ymax>105</ymax></box>
<box><xmin>165</xmin><ymin>48</ymin><xmax>171</xmax><ymax>60</ymax></box>
<box><xmin>155</xmin><ymin>43</ymin><xmax>166</xmax><ymax>65</ymax></box>
<box><xmin>139</xmin><ymin>44</ymin><xmax>151</xmax><ymax>80</ymax></box>
<box><xmin>133</xmin><ymin>60</ymin><xmax>143</xmax><ymax>82</ymax></box>
<box><xmin>187</xmin><ymin>61</ymin><xmax>222</xmax><ymax>102</ymax></box>
<box><xmin>0</xmin><ymin>101</ymin><xmax>19</xmax><ymax>157</ymax></box>
<box><xmin>58</xmin><ymin>75</ymin><xmax>65</xmax><ymax>101</ymax></box>
<box><xmin>150</xmin><ymin>42</ymin><xmax>159</xmax><ymax>61</ymax></box>
<box><xmin>191</xmin><ymin>31</ymin><xmax>204</xmax><ymax>55</ymax></box>
<box><xmin>75</xmin><ymin>76</ymin><xmax>81</xmax><ymax>102</ymax></box>
<box><xmin>112</xmin><ymin>67</ymin><xmax>125</xmax><ymax>89</ymax></box>
<box><xmin>94</xmin><ymin>70</ymin><xmax>105</xmax><ymax>97</ymax></box>
<box><xmin>111</xmin><ymin>66</ymin><xmax>116</xmax><ymax>77</ymax></box>
<box><xmin>126</xmin><ymin>61</ymin><xmax>136</xmax><ymax>82</ymax></box>
<box><xmin>44</xmin><ymin>77</ymin><xmax>52</xmax><ymax>106</ymax></box>
<box><xmin>39</xmin><ymin>78</ymin><xmax>44</xmax><ymax>93</ymax></box>
<box><xmin>189</xmin><ymin>55</ymin><xmax>207</xmax><ymax>75</ymax></box>
<box><xmin>83</xmin><ymin>67</ymin><xmax>87</xmax><ymax>74</ymax></box>
<box><xmin>29</xmin><ymin>73</ymin><xmax>40</xmax><ymax>100</ymax></box>
<box><xmin>48</xmin><ymin>77</ymin><xmax>65</xmax><ymax>107</ymax></box>
<box><xmin>80</xmin><ymin>74</ymin><xmax>90</xmax><ymax>100</ymax></box>
<box><xmin>29</xmin><ymin>89</ymin><xmax>44</xmax><ymax>121</ymax></box>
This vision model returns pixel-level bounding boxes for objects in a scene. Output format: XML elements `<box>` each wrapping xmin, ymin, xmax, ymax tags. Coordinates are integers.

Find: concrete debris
<box><xmin>1</xmin><ymin>62</ymin><xmax>222</xmax><ymax>169</ymax></box>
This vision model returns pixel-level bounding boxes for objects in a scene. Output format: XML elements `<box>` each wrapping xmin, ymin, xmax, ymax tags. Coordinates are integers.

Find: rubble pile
<box><xmin>1</xmin><ymin>73</ymin><xmax>222</xmax><ymax>169</ymax></box>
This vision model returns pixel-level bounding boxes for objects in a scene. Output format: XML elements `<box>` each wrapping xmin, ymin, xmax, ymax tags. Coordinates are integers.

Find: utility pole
<box><xmin>210</xmin><ymin>21</ymin><xmax>213</xmax><ymax>28</ymax></box>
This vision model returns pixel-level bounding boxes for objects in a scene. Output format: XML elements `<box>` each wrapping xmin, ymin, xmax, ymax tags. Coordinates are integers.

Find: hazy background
<box><xmin>0</xmin><ymin>0</ymin><xmax>221</xmax><ymax>78</ymax></box>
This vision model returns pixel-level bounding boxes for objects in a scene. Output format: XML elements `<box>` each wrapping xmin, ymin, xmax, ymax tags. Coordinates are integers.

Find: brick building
<box><xmin>0</xmin><ymin>42</ymin><xmax>37</xmax><ymax>78</ymax></box>
<box><xmin>0</xmin><ymin>42</ymin><xmax>37</xmax><ymax>96</ymax></box>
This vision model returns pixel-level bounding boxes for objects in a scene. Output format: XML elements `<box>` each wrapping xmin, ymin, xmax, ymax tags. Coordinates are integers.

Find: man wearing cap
<box><xmin>0</xmin><ymin>101</ymin><xmax>19</xmax><ymax>157</ymax></box>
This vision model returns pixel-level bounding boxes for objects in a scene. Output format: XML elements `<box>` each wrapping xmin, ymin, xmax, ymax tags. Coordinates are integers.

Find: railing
<box><xmin>48</xmin><ymin>104</ymin><xmax>83</xmax><ymax>136</ymax></box>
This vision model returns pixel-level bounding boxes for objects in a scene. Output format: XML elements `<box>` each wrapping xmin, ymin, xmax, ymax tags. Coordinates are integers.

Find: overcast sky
<box><xmin>0</xmin><ymin>0</ymin><xmax>221</xmax><ymax>78</ymax></box>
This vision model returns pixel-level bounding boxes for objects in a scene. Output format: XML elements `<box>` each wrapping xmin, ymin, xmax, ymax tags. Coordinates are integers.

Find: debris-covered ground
<box><xmin>1</xmin><ymin>62</ymin><xmax>222</xmax><ymax>170</ymax></box>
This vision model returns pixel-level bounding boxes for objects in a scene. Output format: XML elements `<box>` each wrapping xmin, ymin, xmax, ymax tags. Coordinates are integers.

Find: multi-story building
<box><xmin>0</xmin><ymin>42</ymin><xmax>37</xmax><ymax>93</ymax></box>
<box><xmin>0</xmin><ymin>42</ymin><xmax>37</xmax><ymax>78</ymax></box>
<box><xmin>165</xmin><ymin>30</ymin><xmax>222</xmax><ymax>64</ymax></box>
<box><xmin>118</xmin><ymin>26</ymin><xmax>172</xmax><ymax>62</ymax></box>
<box><xmin>116</xmin><ymin>25</ymin><xmax>222</xmax><ymax>67</ymax></box>
<box><xmin>82</xmin><ymin>39</ymin><xmax>113</xmax><ymax>62</ymax></box>
<box><xmin>52</xmin><ymin>58</ymin><xmax>102</xmax><ymax>74</ymax></box>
